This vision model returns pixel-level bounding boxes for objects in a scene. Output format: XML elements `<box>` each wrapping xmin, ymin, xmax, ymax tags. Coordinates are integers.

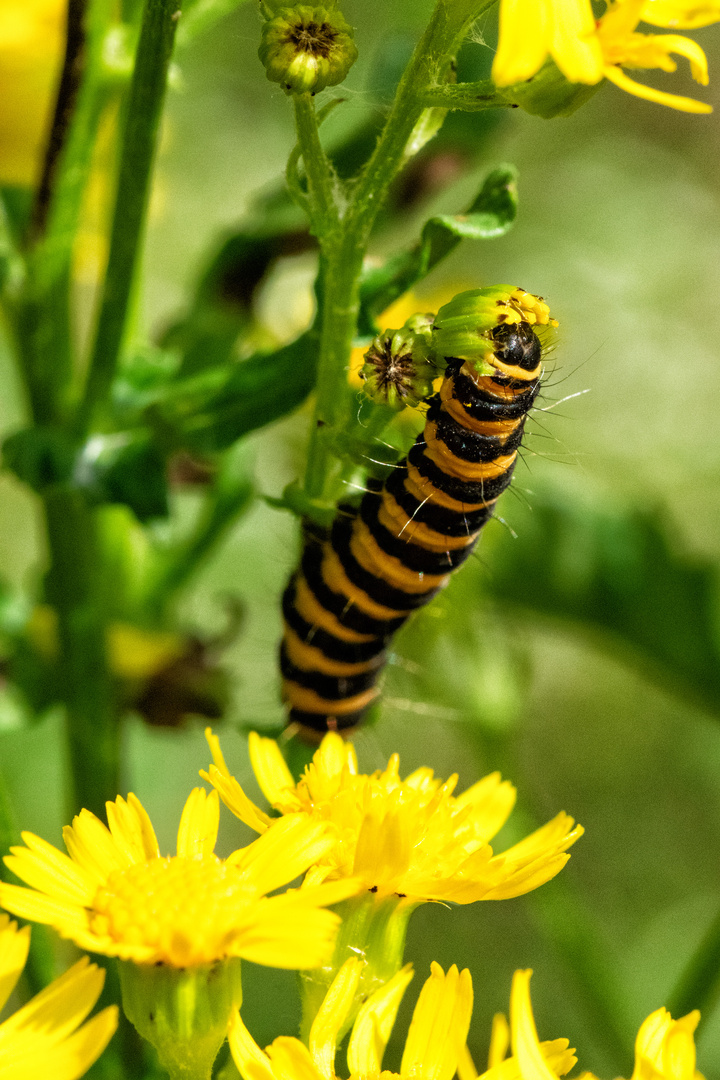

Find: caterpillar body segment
<box><xmin>281</xmin><ymin>295</ymin><xmax>550</xmax><ymax>735</ymax></box>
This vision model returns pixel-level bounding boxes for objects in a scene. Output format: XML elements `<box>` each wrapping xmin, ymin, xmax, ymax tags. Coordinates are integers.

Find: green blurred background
<box><xmin>2</xmin><ymin>2</ymin><xmax>720</xmax><ymax>1076</ymax></box>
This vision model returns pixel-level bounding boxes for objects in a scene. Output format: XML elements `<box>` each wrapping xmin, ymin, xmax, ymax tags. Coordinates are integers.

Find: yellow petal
<box><xmin>310</xmin><ymin>957</ymin><xmax>365</xmax><ymax>1078</ymax></box>
<box><xmin>454</xmin><ymin>773</ymin><xmax>516</xmax><ymax>844</ymax></box>
<box><xmin>493</xmin><ymin>0</ymin><xmax>550</xmax><ymax>86</ymax></box>
<box><xmin>176</xmin><ymin>787</ymin><xmax>220</xmax><ymax>858</ymax></box>
<box><xmin>641</xmin><ymin>0</ymin><xmax>720</xmax><ymax>27</ymax></box>
<box><xmin>0</xmin><ymin>915</ymin><xmax>30</xmax><ymax>1014</ymax></box>
<box><xmin>268</xmin><ymin>1038</ymin><xmax>327</xmax><ymax>1080</ymax></box>
<box><xmin>0</xmin><ymin>881</ymin><xmax>90</xmax><ymax>930</ymax></box>
<box><xmin>4</xmin><ymin>834</ymin><xmax>96</xmax><ymax>905</ymax></box>
<box><xmin>228</xmin><ymin>1009</ymin><xmax>278</xmax><ymax>1080</ymax></box>
<box><xmin>227</xmin><ymin>893</ymin><xmax>342</xmax><ymax>968</ymax></box>
<box><xmin>401</xmin><ymin>963</ymin><xmax>473</xmax><ymax>1080</ymax></box>
<box><xmin>105</xmin><ymin>794</ymin><xmax>160</xmax><ymax>863</ymax></box>
<box><xmin>549</xmin><ymin>0</ymin><xmax>604</xmax><ymax>83</ymax></box>
<box><xmin>603</xmin><ymin>61</ymin><xmax>713</xmax><ymax>109</ymax></box>
<box><xmin>510</xmin><ymin>971</ymin><xmax>560</xmax><ymax>1080</ymax></box>
<box><xmin>457</xmin><ymin>1044</ymin><xmax>479</xmax><ymax>1080</ymax></box>
<box><xmin>348</xmin><ymin>963</ymin><xmax>414</xmax><ymax>1076</ymax></box>
<box><xmin>652</xmin><ymin>33</ymin><xmax>710</xmax><ymax>80</ymax></box>
<box><xmin>227</xmin><ymin>815</ymin><xmax>334</xmax><ymax>894</ymax></box>
<box><xmin>62</xmin><ymin>811</ymin><xmax>128</xmax><ymax>885</ymax></box>
<box><xmin>249</xmin><ymin>731</ymin><xmax>298</xmax><ymax>808</ymax></box>
<box><xmin>489</xmin><ymin>1013</ymin><xmax>511</xmax><ymax>1069</ymax></box>
<box><xmin>0</xmin><ymin>956</ymin><xmax>103</xmax><ymax>1041</ymax></box>
<box><xmin>201</xmin><ymin>764</ymin><xmax>273</xmax><ymax>835</ymax></box>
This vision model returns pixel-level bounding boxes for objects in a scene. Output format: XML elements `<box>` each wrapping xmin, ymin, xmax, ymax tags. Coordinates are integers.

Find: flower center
<box><xmin>283</xmin><ymin>19</ymin><xmax>338</xmax><ymax>58</ymax></box>
<box><xmin>91</xmin><ymin>855</ymin><xmax>257</xmax><ymax>966</ymax></box>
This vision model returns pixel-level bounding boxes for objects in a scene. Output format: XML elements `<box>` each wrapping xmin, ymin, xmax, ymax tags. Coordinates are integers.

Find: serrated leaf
<box><xmin>484</xmin><ymin>482</ymin><xmax>720</xmax><ymax>717</ymax></box>
<box><xmin>358</xmin><ymin>165</ymin><xmax>518</xmax><ymax>335</ymax></box>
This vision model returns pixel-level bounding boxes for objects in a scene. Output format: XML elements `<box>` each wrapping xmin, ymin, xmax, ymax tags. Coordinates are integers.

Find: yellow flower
<box><xmin>229</xmin><ymin>959</ymin><xmax>473</xmax><ymax>1080</ymax></box>
<box><xmin>0</xmin><ymin>913</ymin><xmax>117</xmax><ymax>1079</ymax></box>
<box><xmin>0</xmin><ymin>787</ymin><xmax>357</xmax><ymax>968</ymax></box>
<box><xmin>474</xmin><ymin>969</ymin><xmax>702</xmax><ymax>1080</ymax></box>
<box><xmin>202</xmin><ymin>730</ymin><xmax>583</xmax><ymax>904</ymax></box>
<box><xmin>0</xmin><ymin>0</ymin><xmax>65</xmax><ymax>185</ymax></box>
<box><xmin>492</xmin><ymin>0</ymin><xmax>604</xmax><ymax>88</ymax></box>
<box><xmin>597</xmin><ymin>0</ymin><xmax>713</xmax><ymax>112</ymax></box>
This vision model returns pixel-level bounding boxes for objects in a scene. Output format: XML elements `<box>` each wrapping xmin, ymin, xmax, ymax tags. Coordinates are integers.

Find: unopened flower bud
<box><xmin>432</xmin><ymin>286</ymin><xmax>556</xmax><ymax>373</ymax></box>
<box><xmin>259</xmin><ymin>6</ymin><xmax>357</xmax><ymax>95</ymax></box>
<box><xmin>361</xmin><ymin>320</ymin><xmax>438</xmax><ymax>410</ymax></box>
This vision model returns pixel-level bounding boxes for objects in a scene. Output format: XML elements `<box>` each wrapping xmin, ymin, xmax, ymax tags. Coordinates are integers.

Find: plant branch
<box><xmin>78</xmin><ymin>0</ymin><xmax>182</xmax><ymax>432</ymax></box>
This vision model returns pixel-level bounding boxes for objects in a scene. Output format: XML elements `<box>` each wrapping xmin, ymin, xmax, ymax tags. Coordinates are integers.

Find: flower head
<box><xmin>230</xmin><ymin>959</ymin><xmax>472</xmax><ymax>1080</ymax></box>
<box><xmin>493</xmin><ymin>0</ymin><xmax>717</xmax><ymax>114</ymax></box>
<box><xmin>202</xmin><ymin>730</ymin><xmax>583</xmax><ymax>905</ymax></box>
<box><xmin>597</xmin><ymin>0</ymin><xmax>714</xmax><ymax>112</ymax></box>
<box><xmin>478</xmin><ymin>969</ymin><xmax>701</xmax><ymax>1080</ymax></box>
<box><xmin>0</xmin><ymin>787</ymin><xmax>357</xmax><ymax>969</ymax></box>
<box><xmin>0</xmin><ymin>913</ymin><xmax>117</xmax><ymax>1079</ymax></box>
<box><xmin>259</xmin><ymin>5</ymin><xmax>358</xmax><ymax>94</ymax></box>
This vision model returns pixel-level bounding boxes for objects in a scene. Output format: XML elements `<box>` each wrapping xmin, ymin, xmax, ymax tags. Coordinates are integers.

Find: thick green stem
<box><xmin>43</xmin><ymin>491</ymin><xmax>120</xmax><ymax>818</ymax></box>
<box><xmin>298</xmin><ymin>0</ymin><xmax>497</xmax><ymax>508</ymax></box>
<box><xmin>667</xmin><ymin>907</ymin><xmax>720</xmax><ymax>1026</ymax></box>
<box><xmin>79</xmin><ymin>0</ymin><xmax>181</xmax><ymax>431</ymax></box>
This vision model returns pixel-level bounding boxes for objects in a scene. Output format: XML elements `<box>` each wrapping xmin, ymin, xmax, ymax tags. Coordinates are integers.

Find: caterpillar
<box><xmin>280</xmin><ymin>286</ymin><xmax>554</xmax><ymax>735</ymax></box>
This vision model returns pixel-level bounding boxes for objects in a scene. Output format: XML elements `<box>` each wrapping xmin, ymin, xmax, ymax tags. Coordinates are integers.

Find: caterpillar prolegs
<box><xmin>280</xmin><ymin>286</ymin><xmax>555</xmax><ymax>735</ymax></box>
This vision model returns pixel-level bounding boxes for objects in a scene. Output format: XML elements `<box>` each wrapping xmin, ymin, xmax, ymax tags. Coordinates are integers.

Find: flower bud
<box><xmin>259</xmin><ymin>6</ymin><xmax>357</xmax><ymax>95</ymax></box>
<box><xmin>360</xmin><ymin>318</ymin><xmax>438</xmax><ymax>409</ymax></box>
<box><xmin>499</xmin><ymin>59</ymin><xmax>602</xmax><ymax>118</ymax></box>
<box><xmin>432</xmin><ymin>286</ymin><xmax>555</xmax><ymax>372</ymax></box>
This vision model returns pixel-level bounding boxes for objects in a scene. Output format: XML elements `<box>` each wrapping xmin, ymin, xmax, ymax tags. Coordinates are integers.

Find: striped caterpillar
<box><xmin>280</xmin><ymin>286</ymin><xmax>554</xmax><ymax>735</ymax></box>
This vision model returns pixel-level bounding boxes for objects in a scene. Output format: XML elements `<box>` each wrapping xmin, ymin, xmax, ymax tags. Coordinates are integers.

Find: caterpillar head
<box><xmin>432</xmin><ymin>285</ymin><xmax>555</xmax><ymax>376</ymax></box>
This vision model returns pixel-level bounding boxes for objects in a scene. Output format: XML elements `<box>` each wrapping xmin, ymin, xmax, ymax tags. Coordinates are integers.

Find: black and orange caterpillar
<box><xmin>280</xmin><ymin>286</ymin><xmax>554</xmax><ymax>734</ymax></box>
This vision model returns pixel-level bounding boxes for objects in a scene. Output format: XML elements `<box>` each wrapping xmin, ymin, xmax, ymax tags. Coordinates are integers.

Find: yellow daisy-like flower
<box><xmin>492</xmin><ymin>0</ymin><xmax>604</xmax><ymax>88</ymax></box>
<box><xmin>0</xmin><ymin>913</ymin><xmax>117</xmax><ymax>1079</ymax></box>
<box><xmin>474</xmin><ymin>969</ymin><xmax>702</xmax><ymax>1080</ymax></box>
<box><xmin>0</xmin><ymin>0</ymin><xmax>65</xmax><ymax>185</ymax></box>
<box><xmin>230</xmin><ymin>958</ymin><xmax>473</xmax><ymax>1080</ymax></box>
<box><xmin>493</xmin><ymin>0</ymin><xmax>716</xmax><ymax>113</ymax></box>
<box><xmin>597</xmin><ymin>0</ymin><xmax>713</xmax><ymax>112</ymax></box>
<box><xmin>202</xmin><ymin>730</ymin><xmax>583</xmax><ymax>904</ymax></box>
<box><xmin>0</xmin><ymin>787</ymin><xmax>357</xmax><ymax>969</ymax></box>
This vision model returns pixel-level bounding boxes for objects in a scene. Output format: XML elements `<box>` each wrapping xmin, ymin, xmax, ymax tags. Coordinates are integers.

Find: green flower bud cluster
<box><xmin>432</xmin><ymin>285</ymin><xmax>555</xmax><ymax>373</ymax></box>
<box><xmin>360</xmin><ymin>315</ymin><xmax>440</xmax><ymax>410</ymax></box>
<box><xmin>258</xmin><ymin>4</ymin><xmax>358</xmax><ymax>95</ymax></box>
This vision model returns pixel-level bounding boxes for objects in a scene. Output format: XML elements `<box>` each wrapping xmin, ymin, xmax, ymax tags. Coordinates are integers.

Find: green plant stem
<box><xmin>79</xmin><ymin>0</ymin><xmax>182</xmax><ymax>432</ymax></box>
<box><xmin>43</xmin><ymin>491</ymin><xmax>119</xmax><ymax>818</ymax></box>
<box><xmin>298</xmin><ymin>0</ymin><xmax>497</xmax><ymax>507</ymax></box>
<box><xmin>15</xmin><ymin>2</ymin><xmax>112</xmax><ymax>426</ymax></box>
<box><xmin>667</xmin><ymin>907</ymin><xmax>720</xmax><ymax>1026</ymax></box>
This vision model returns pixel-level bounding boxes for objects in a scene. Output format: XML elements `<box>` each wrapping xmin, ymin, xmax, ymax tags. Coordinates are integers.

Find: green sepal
<box><xmin>499</xmin><ymin>58</ymin><xmax>603</xmax><ymax>118</ymax></box>
<box><xmin>299</xmin><ymin>893</ymin><xmax>415</xmax><ymax>1043</ymax></box>
<box><xmin>357</xmin><ymin>166</ymin><xmax>518</xmax><ymax>336</ymax></box>
<box><xmin>119</xmin><ymin>958</ymin><xmax>243</xmax><ymax>1080</ymax></box>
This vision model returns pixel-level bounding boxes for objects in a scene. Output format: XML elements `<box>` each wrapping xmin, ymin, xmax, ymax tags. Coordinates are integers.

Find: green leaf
<box><xmin>149</xmin><ymin>331</ymin><xmax>318</xmax><ymax>453</ymax></box>
<box><xmin>357</xmin><ymin>164</ymin><xmax>518</xmax><ymax>335</ymax></box>
<box><xmin>485</xmin><ymin>481</ymin><xmax>720</xmax><ymax>717</ymax></box>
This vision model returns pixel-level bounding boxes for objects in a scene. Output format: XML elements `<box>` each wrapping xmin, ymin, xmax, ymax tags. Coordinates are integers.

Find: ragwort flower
<box><xmin>0</xmin><ymin>786</ymin><xmax>356</xmax><ymax>969</ymax></box>
<box><xmin>492</xmin><ymin>0</ymin><xmax>717</xmax><ymax>113</ymax></box>
<box><xmin>472</xmin><ymin>969</ymin><xmax>702</xmax><ymax>1080</ymax></box>
<box><xmin>0</xmin><ymin>913</ymin><xmax>117</xmax><ymax>1079</ymax></box>
<box><xmin>203</xmin><ymin>729</ymin><xmax>583</xmax><ymax>905</ymax></box>
<box><xmin>229</xmin><ymin>958</ymin><xmax>473</xmax><ymax>1080</ymax></box>
<box><xmin>597</xmin><ymin>0</ymin><xmax>714</xmax><ymax>112</ymax></box>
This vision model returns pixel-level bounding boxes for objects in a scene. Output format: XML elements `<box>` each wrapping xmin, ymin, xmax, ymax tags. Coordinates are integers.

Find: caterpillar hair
<box><xmin>280</xmin><ymin>286</ymin><xmax>553</xmax><ymax>736</ymax></box>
